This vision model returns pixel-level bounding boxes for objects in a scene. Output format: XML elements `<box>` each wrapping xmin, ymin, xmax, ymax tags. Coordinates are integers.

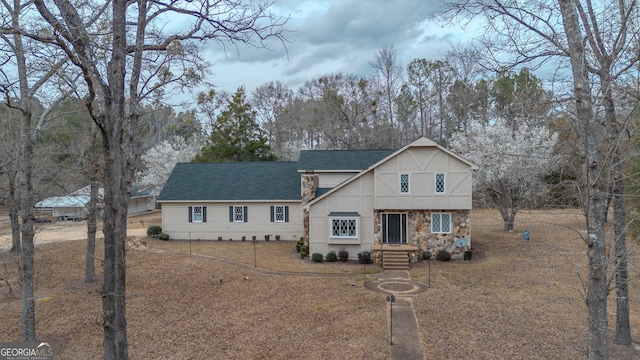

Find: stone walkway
<box><xmin>366</xmin><ymin>270</ymin><xmax>428</xmax><ymax>360</ymax></box>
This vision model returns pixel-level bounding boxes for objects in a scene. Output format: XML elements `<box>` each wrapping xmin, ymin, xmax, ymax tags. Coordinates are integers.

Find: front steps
<box><xmin>382</xmin><ymin>251</ymin><xmax>410</xmax><ymax>271</ymax></box>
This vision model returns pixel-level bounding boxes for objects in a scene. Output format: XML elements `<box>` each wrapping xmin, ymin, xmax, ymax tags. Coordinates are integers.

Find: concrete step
<box><xmin>383</xmin><ymin>251</ymin><xmax>409</xmax><ymax>270</ymax></box>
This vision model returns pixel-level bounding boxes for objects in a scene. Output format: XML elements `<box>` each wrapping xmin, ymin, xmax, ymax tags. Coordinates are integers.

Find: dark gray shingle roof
<box><xmin>158</xmin><ymin>162</ymin><xmax>301</xmax><ymax>201</ymax></box>
<box><xmin>297</xmin><ymin>149</ymin><xmax>395</xmax><ymax>171</ymax></box>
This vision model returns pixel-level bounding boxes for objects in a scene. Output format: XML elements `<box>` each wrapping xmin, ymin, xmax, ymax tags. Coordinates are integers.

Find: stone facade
<box><xmin>373</xmin><ymin>210</ymin><xmax>471</xmax><ymax>260</ymax></box>
<box><xmin>301</xmin><ymin>174</ymin><xmax>318</xmax><ymax>246</ymax></box>
<box><xmin>301</xmin><ymin>174</ymin><xmax>319</xmax><ymax>205</ymax></box>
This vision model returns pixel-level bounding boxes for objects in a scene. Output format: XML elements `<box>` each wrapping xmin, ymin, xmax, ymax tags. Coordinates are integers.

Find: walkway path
<box><xmin>366</xmin><ymin>270</ymin><xmax>428</xmax><ymax>360</ymax></box>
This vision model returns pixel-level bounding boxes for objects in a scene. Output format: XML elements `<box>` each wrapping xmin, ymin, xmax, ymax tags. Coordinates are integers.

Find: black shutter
<box><xmin>243</xmin><ymin>206</ymin><xmax>248</xmax><ymax>222</ymax></box>
<box><xmin>285</xmin><ymin>206</ymin><xmax>289</xmax><ymax>222</ymax></box>
<box><xmin>188</xmin><ymin>206</ymin><xmax>192</xmax><ymax>222</ymax></box>
<box><xmin>229</xmin><ymin>206</ymin><xmax>233</xmax><ymax>222</ymax></box>
<box><xmin>270</xmin><ymin>206</ymin><xmax>274</xmax><ymax>222</ymax></box>
<box><xmin>202</xmin><ymin>206</ymin><xmax>207</xmax><ymax>223</ymax></box>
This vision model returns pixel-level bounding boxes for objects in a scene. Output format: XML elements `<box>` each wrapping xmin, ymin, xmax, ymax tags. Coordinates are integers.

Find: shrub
<box><xmin>218</xmin><ymin>236</ymin><xmax>222</xmax><ymax>241</ymax></box>
<box><xmin>423</xmin><ymin>251</ymin><xmax>432</xmax><ymax>260</ymax></box>
<box><xmin>296</xmin><ymin>239</ymin><xmax>304</xmax><ymax>253</ymax></box>
<box><xmin>157</xmin><ymin>233</ymin><xmax>169</xmax><ymax>241</ymax></box>
<box><xmin>252</xmin><ymin>236</ymin><xmax>257</xmax><ymax>241</ymax></box>
<box><xmin>242</xmin><ymin>236</ymin><xmax>246</xmax><ymax>241</ymax></box>
<box><xmin>311</xmin><ymin>253</ymin><xmax>323</xmax><ymax>262</ymax></box>
<box><xmin>464</xmin><ymin>250</ymin><xmax>473</xmax><ymax>261</ymax></box>
<box><xmin>264</xmin><ymin>235</ymin><xmax>270</xmax><ymax>241</ymax></box>
<box><xmin>338</xmin><ymin>248</ymin><xmax>349</xmax><ymax>262</ymax></box>
<box><xmin>275</xmin><ymin>235</ymin><xmax>281</xmax><ymax>241</ymax></box>
<box><xmin>435</xmin><ymin>250</ymin><xmax>452</xmax><ymax>262</ymax></box>
<box><xmin>326</xmin><ymin>251</ymin><xmax>337</xmax><ymax>262</ymax></box>
<box><xmin>300</xmin><ymin>246</ymin><xmax>309</xmax><ymax>258</ymax></box>
<box><xmin>147</xmin><ymin>225</ymin><xmax>162</xmax><ymax>237</ymax></box>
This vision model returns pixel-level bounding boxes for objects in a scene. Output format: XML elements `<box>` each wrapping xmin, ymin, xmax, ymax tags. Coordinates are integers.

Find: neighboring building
<box><xmin>129</xmin><ymin>184</ymin><xmax>157</xmax><ymax>214</ymax></box>
<box><xmin>36</xmin><ymin>184</ymin><xmax>156</xmax><ymax>220</ymax></box>
<box><xmin>157</xmin><ymin>137</ymin><xmax>477</xmax><ymax>262</ymax></box>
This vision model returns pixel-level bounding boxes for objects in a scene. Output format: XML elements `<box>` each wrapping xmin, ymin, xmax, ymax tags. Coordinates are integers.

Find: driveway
<box><xmin>0</xmin><ymin>220</ymin><xmax>148</xmax><ymax>252</ymax></box>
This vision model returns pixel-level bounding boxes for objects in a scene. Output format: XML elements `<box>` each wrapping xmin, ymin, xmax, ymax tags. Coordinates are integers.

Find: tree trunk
<box><xmin>85</xmin><ymin>127</ymin><xmax>99</xmax><ymax>283</ymax></box>
<box><xmin>8</xmin><ymin>170</ymin><xmax>20</xmax><ymax>254</ymax></box>
<box><xmin>559</xmin><ymin>1</ymin><xmax>609</xmax><ymax>358</ymax></box>
<box><xmin>19</xmin><ymin>109</ymin><xmax>36</xmax><ymax>342</ymax></box>
<box><xmin>601</xmin><ymin>73</ymin><xmax>631</xmax><ymax>345</ymax></box>
<box><xmin>101</xmin><ymin>1</ymin><xmax>130</xmax><ymax>358</ymax></box>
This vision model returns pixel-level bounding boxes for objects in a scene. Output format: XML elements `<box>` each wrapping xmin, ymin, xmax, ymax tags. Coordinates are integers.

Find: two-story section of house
<box><xmin>303</xmin><ymin>137</ymin><xmax>477</xmax><ymax>261</ymax></box>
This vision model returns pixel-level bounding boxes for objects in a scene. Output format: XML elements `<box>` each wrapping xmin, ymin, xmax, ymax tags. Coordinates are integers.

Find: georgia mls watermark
<box><xmin>0</xmin><ymin>342</ymin><xmax>53</xmax><ymax>360</ymax></box>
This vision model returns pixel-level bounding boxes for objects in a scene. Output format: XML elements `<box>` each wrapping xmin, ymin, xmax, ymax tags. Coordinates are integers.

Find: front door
<box><xmin>382</xmin><ymin>213</ymin><xmax>407</xmax><ymax>244</ymax></box>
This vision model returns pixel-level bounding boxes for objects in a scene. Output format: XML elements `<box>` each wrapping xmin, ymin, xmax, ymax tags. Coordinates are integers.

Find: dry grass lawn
<box><xmin>1</xmin><ymin>209</ymin><xmax>640</xmax><ymax>359</ymax></box>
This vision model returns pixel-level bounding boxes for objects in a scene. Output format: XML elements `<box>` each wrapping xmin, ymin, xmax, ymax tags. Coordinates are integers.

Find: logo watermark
<box><xmin>0</xmin><ymin>342</ymin><xmax>53</xmax><ymax>360</ymax></box>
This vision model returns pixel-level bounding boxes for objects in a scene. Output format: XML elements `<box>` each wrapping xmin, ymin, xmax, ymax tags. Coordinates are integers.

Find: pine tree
<box><xmin>195</xmin><ymin>87</ymin><xmax>277</xmax><ymax>162</ymax></box>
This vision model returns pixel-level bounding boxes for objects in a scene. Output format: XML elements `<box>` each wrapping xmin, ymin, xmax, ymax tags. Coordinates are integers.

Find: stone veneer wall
<box><xmin>373</xmin><ymin>210</ymin><xmax>471</xmax><ymax>260</ymax></box>
<box><xmin>301</xmin><ymin>174</ymin><xmax>318</xmax><ymax>246</ymax></box>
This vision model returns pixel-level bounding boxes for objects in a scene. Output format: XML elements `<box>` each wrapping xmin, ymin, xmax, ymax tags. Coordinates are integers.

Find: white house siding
<box><xmin>308</xmin><ymin>173</ymin><xmax>376</xmax><ymax>259</ymax></box>
<box><xmin>374</xmin><ymin>147</ymin><xmax>472</xmax><ymax>210</ymax></box>
<box><xmin>161</xmin><ymin>201</ymin><xmax>304</xmax><ymax>241</ymax></box>
<box><xmin>317</xmin><ymin>172</ymin><xmax>358</xmax><ymax>188</ymax></box>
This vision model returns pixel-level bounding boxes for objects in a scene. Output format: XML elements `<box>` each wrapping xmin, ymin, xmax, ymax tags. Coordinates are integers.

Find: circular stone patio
<box><xmin>364</xmin><ymin>270</ymin><xmax>429</xmax><ymax>295</ymax></box>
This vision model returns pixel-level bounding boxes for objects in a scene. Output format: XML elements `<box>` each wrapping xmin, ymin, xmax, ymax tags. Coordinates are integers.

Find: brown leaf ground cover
<box><xmin>1</xmin><ymin>209</ymin><xmax>640</xmax><ymax>359</ymax></box>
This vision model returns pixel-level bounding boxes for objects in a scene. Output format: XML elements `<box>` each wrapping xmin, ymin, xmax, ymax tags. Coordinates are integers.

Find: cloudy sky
<box><xmin>198</xmin><ymin>0</ymin><xmax>475</xmax><ymax>94</ymax></box>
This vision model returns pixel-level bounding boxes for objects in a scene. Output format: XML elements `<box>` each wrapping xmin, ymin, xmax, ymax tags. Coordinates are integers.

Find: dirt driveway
<box><xmin>0</xmin><ymin>211</ymin><xmax>159</xmax><ymax>252</ymax></box>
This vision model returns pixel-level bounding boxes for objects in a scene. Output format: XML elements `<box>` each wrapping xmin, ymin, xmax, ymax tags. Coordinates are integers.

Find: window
<box><xmin>435</xmin><ymin>173</ymin><xmax>446</xmax><ymax>194</ymax></box>
<box><xmin>399</xmin><ymin>173</ymin><xmax>410</xmax><ymax>194</ymax></box>
<box><xmin>431</xmin><ymin>213</ymin><xmax>451</xmax><ymax>234</ymax></box>
<box><xmin>188</xmin><ymin>206</ymin><xmax>206</xmax><ymax>223</ymax></box>
<box><xmin>270</xmin><ymin>205</ymin><xmax>289</xmax><ymax>222</ymax></box>
<box><xmin>229</xmin><ymin>206</ymin><xmax>248</xmax><ymax>222</ymax></box>
<box><xmin>330</xmin><ymin>217</ymin><xmax>358</xmax><ymax>238</ymax></box>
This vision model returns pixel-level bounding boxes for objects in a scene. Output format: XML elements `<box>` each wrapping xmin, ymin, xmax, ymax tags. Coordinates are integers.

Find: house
<box><xmin>157</xmin><ymin>137</ymin><xmax>477</xmax><ymax>262</ymax></box>
<box><xmin>36</xmin><ymin>184</ymin><xmax>157</xmax><ymax>220</ymax></box>
<box><xmin>129</xmin><ymin>184</ymin><xmax>157</xmax><ymax>214</ymax></box>
<box><xmin>35</xmin><ymin>186</ymin><xmax>104</xmax><ymax>220</ymax></box>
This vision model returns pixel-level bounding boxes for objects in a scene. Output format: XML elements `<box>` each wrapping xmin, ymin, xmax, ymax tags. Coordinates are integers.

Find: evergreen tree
<box><xmin>194</xmin><ymin>87</ymin><xmax>276</xmax><ymax>162</ymax></box>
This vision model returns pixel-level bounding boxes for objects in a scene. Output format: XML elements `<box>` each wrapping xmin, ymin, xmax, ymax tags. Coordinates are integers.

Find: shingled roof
<box><xmin>297</xmin><ymin>149</ymin><xmax>395</xmax><ymax>171</ymax></box>
<box><xmin>157</xmin><ymin>162</ymin><xmax>301</xmax><ymax>201</ymax></box>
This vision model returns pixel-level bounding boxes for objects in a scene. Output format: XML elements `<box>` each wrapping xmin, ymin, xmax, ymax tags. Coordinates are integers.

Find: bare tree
<box><xmin>0</xmin><ymin>0</ymin><xmax>74</xmax><ymax>341</ymax></box>
<box><xmin>31</xmin><ymin>1</ymin><xmax>288</xmax><ymax>358</ymax></box>
<box><xmin>439</xmin><ymin>0</ymin><xmax>640</xmax><ymax>357</ymax></box>
<box><xmin>370</xmin><ymin>45</ymin><xmax>403</xmax><ymax>146</ymax></box>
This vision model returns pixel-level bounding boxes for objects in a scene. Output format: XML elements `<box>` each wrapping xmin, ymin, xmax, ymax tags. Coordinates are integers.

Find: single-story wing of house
<box><xmin>157</xmin><ymin>137</ymin><xmax>477</xmax><ymax>262</ymax></box>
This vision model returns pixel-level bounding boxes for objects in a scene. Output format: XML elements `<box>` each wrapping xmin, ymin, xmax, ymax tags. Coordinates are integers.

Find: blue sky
<box><xmin>196</xmin><ymin>0</ymin><xmax>476</xmax><ymax>94</ymax></box>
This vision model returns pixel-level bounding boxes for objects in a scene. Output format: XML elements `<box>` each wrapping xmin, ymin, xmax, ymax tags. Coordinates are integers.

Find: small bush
<box><xmin>311</xmin><ymin>253</ymin><xmax>323</xmax><ymax>262</ymax></box>
<box><xmin>264</xmin><ymin>235</ymin><xmax>270</xmax><ymax>241</ymax></box>
<box><xmin>300</xmin><ymin>246</ymin><xmax>309</xmax><ymax>258</ymax></box>
<box><xmin>252</xmin><ymin>236</ymin><xmax>257</xmax><ymax>241</ymax></box>
<box><xmin>147</xmin><ymin>225</ymin><xmax>162</xmax><ymax>237</ymax></box>
<box><xmin>275</xmin><ymin>235</ymin><xmax>281</xmax><ymax>241</ymax></box>
<box><xmin>296</xmin><ymin>240</ymin><xmax>303</xmax><ymax>253</ymax></box>
<box><xmin>464</xmin><ymin>250</ymin><xmax>473</xmax><ymax>261</ymax></box>
<box><xmin>338</xmin><ymin>248</ymin><xmax>349</xmax><ymax>262</ymax></box>
<box><xmin>157</xmin><ymin>233</ymin><xmax>169</xmax><ymax>241</ymax></box>
<box><xmin>326</xmin><ymin>251</ymin><xmax>337</xmax><ymax>262</ymax></box>
<box><xmin>423</xmin><ymin>251</ymin><xmax>432</xmax><ymax>260</ymax></box>
<box><xmin>435</xmin><ymin>250</ymin><xmax>452</xmax><ymax>262</ymax></box>
<box><xmin>218</xmin><ymin>236</ymin><xmax>222</xmax><ymax>241</ymax></box>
